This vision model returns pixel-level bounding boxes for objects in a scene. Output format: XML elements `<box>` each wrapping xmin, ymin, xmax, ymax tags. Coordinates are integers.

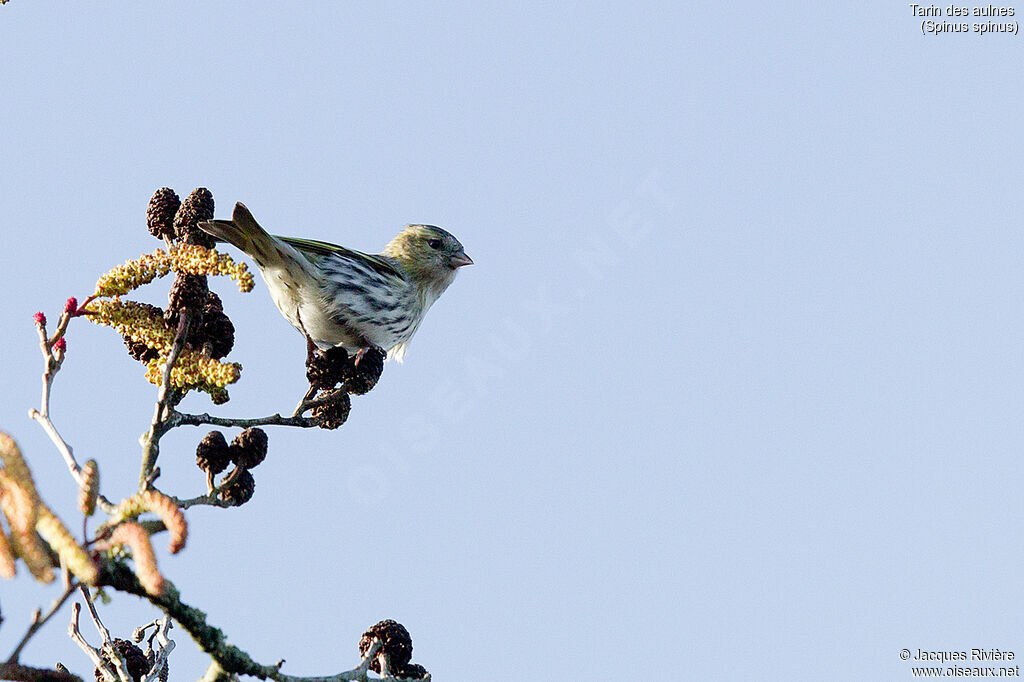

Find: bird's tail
<box><xmin>199</xmin><ymin>203</ymin><xmax>280</xmax><ymax>268</ymax></box>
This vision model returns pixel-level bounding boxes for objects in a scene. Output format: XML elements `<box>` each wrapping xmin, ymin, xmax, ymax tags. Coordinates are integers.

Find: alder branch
<box><xmin>67</xmin><ymin>603</ymin><xmax>114</xmax><ymax>682</ymax></box>
<box><xmin>163</xmin><ymin>384</ymin><xmax>343</xmax><ymax>432</ymax></box>
<box><xmin>0</xmin><ymin>662</ymin><xmax>83</xmax><ymax>682</ymax></box>
<box><xmin>168</xmin><ymin>410</ymin><xmax>321</xmax><ymax>430</ymax></box>
<box><xmin>98</xmin><ymin>564</ymin><xmax>425</xmax><ymax>682</ymax></box>
<box><xmin>172</xmin><ymin>490</ymin><xmax>231</xmax><ymax>511</ymax></box>
<box><xmin>76</xmin><ymin>587</ymin><xmax>135</xmax><ymax>682</ymax></box>
<box><xmin>138</xmin><ymin>312</ymin><xmax>192</xmax><ymax>489</ymax></box>
<box><xmin>28</xmin><ymin>313</ymin><xmax>115</xmax><ymax>513</ymax></box>
<box><xmin>292</xmin><ymin>385</ymin><xmax>320</xmax><ymax>418</ymax></box>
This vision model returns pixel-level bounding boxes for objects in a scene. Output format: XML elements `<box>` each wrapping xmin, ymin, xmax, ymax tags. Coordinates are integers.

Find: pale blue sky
<box><xmin>2</xmin><ymin>3</ymin><xmax>1023</xmax><ymax>680</ymax></box>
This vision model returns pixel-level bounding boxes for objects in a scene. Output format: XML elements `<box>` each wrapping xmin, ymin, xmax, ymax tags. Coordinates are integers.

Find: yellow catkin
<box><xmin>0</xmin><ymin>524</ymin><xmax>16</xmax><ymax>579</ymax></box>
<box><xmin>93</xmin><ymin>245</ymin><xmax>253</xmax><ymax>298</ymax></box>
<box><xmin>78</xmin><ymin>459</ymin><xmax>100</xmax><ymax>517</ymax></box>
<box><xmin>35</xmin><ymin>502</ymin><xmax>98</xmax><ymax>585</ymax></box>
<box><xmin>0</xmin><ymin>456</ymin><xmax>97</xmax><ymax>585</ymax></box>
<box><xmin>145</xmin><ymin>353</ymin><xmax>242</xmax><ymax>391</ymax></box>
<box><xmin>0</xmin><ymin>432</ymin><xmax>39</xmax><ymax>502</ymax></box>
<box><xmin>89</xmin><ymin>300</ymin><xmax>242</xmax><ymax>397</ymax></box>
<box><xmin>87</xmin><ymin>300</ymin><xmax>176</xmax><ymax>356</ymax></box>
<box><xmin>99</xmin><ymin>523</ymin><xmax>165</xmax><ymax>596</ymax></box>
<box><xmin>108</xmin><ymin>490</ymin><xmax>187</xmax><ymax>554</ymax></box>
<box><xmin>140</xmin><ymin>490</ymin><xmax>188</xmax><ymax>554</ymax></box>
<box><xmin>0</xmin><ymin>473</ymin><xmax>51</xmax><ymax>583</ymax></box>
<box><xmin>94</xmin><ymin>250</ymin><xmax>173</xmax><ymax>297</ymax></box>
<box><xmin>111</xmin><ymin>493</ymin><xmax>147</xmax><ymax>521</ymax></box>
<box><xmin>171</xmin><ymin>244</ymin><xmax>254</xmax><ymax>292</ymax></box>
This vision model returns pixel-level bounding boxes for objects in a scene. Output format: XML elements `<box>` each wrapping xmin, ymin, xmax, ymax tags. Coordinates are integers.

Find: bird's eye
<box><xmin>427</xmin><ymin>238</ymin><xmax>443</xmax><ymax>250</ymax></box>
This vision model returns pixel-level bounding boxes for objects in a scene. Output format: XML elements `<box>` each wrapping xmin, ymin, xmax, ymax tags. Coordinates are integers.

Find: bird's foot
<box><xmin>353</xmin><ymin>345</ymin><xmax>383</xmax><ymax>367</ymax></box>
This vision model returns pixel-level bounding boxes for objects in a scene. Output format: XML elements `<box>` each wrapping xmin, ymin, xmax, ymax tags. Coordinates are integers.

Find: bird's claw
<box><xmin>353</xmin><ymin>345</ymin><xmax>383</xmax><ymax>367</ymax></box>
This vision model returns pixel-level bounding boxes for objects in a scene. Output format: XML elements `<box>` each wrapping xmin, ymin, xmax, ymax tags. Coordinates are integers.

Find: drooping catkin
<box><xmin>78</xmin><ymin>459</ymin><xmax>99</xmax><ymax>517</ymax></box>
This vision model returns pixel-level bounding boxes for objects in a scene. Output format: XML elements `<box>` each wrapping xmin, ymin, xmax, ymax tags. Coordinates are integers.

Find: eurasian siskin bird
<box><xmin>199</xmin><ymin>203</ymin><xmax>472</xmax><ymax>362</ymax></box>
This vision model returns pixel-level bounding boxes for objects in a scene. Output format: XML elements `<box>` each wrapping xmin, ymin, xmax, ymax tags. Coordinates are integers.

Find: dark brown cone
<box><xmin>124</xmin><ymin>337</ymin><xmax>160</xmax><ymax>363</ymax></box>
<box><xmin>343</xmin><ymin>347</ymin><xmax>385</xmax><ymax>395</ymax></box>
<box><xmin>166</xmin><ymin>273</ymin><xmax>208</xmax><ymax>321</ymax></box>
<box><xmin>173</xmin><ymin>187</ymin><xmax>216</xmax><ymax>248</ymax></box>
<box><xmin>230</xmin><ymin>428</ymin><xmax>268</xmax><ymax>469</ymax></box>
<box><xmin>306</xmin><ymin>346</ymin><xmax>351</xmax><ymax>389</ymax></box>
<box><xmin>195</xmin><ymin>309</ymin><xmax>235</xmax><ymax>359</ymax></box>
<box><xmin>146</xmin><ymin>188</ymin><xmax>180</xmax><ymax>241</ymax></box>
<box><xmin>94</xmin><ymin>638</ymin><xmax>148</xmax><ymax>682</ymax></box>
<box><xmin>196</xmin><ymin>431</ymin><xmax>230</xmax><ymax>475</ymax></box>
<box><xmin>176</xmin><ymin>290</ymin><xmax>233</xmax><ymax>359</ymax></box>
<box><xmin>358</xmin><ymin>620</ymin><xmax>413</xmax><ymax>673</ymax></box>
<box><xmin>204</xmin><ymin>290</ymin><xmax>224</xmax><ymax>314</ymax></box>
<box><xmin>121</xmin><ymin>302</ymin><xmax>164</xmax><ymax>363</ymax></box>
<box><xmin>312</xmin><ymin>390</ymin><xmax>351</xmax><ymax>430</ymax></box>
<box><xmin>394</xmin><ymin>663</ymin><xmax>429</xmax><ymax>680</ymax></box>
<box><xmin>218</xmin><ymin>468</ymin><xmax>255</xmax><ymax>506</ymax></box>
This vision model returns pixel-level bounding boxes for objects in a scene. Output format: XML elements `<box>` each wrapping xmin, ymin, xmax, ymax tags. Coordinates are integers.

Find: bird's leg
<box><xmin>305</xmin><ymin>334</ymin><xmax>318</xmax><ymax>364</ymax></box>
<box><xmin>292</xmin><ymin>333</ymin><xmax>321</xmax><ymax>416</ymax></box>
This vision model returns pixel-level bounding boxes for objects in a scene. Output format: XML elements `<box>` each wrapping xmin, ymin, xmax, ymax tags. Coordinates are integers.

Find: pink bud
<box><xmin>54</xmin><ymin>338</ymin><xmax>67</xmax><ymax>353</ymax></box>
<box><xmin>64</xmin><ymin>297</ymin><xmax>78</xmax><ymax>315</ymax></box>
<box><xmin>33</xmin><ymin>312</ymin><xmax>46</xmax><ymax>326</ymax></box>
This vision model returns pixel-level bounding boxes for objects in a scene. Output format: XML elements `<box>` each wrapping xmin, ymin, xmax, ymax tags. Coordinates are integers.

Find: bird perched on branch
<box><xmin>199</xmin><ymin>203</ymin><xmax>472</xmax><ymax>362</ymax></box>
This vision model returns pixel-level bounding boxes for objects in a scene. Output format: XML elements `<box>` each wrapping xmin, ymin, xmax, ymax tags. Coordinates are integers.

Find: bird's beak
<box><xmin>451</xmin><ymin>251</ymin><xmax>474</xmax><ymax>268</ymax></box>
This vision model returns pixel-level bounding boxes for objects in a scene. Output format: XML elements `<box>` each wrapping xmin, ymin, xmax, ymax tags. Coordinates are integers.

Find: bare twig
<box><xmin>67</xmin><ymin>603</ymin><xmax>107</xmax><ymax>680</ymax></box>
<box><xmin>29</xmin><ymin>315</ymin><xmax>115</xmax><ymax>513</ymax></box>
<box><xmin>28</xmin><ymin>409</ymin><xmax>80</xmax><ymax>484</ymax></box>
<box><xmin>7</xmin><ymin>581</ymin><xmax>77</xmax><ymax>663</ymax></box>
<box><xmin>29</xmin><ymin>314</ymin><xmax>76</xmax><ymax>476</ymax></box>
<box><xmin>25</xmin><ymin>410</ymin><xmax>116</xmax><ymax>515</ymax></box>
<box><xmin>139</xmin><ymin>617</ymin><xmax>173</xmax><ymax>682</ymax></box>
<box><xmin>292</xmin><ymin>385</ymin><xmax>319</xmax><ymax>418</ymax></box>
<box><xmin>47</xmin><ymin>300</ymin><xmax>82</xmax><ymax>347</ymax></box>
<box><xmin>31</xmin><ymin>301</ymin><xmax>81</xmax><ymax>420</ymax></box>
<box><xmin>267</xmin><ymin>639</ymin><xmax>430</xmax><ymax>682</ymax></box>
<box><xmin>73</xmin><ymin>588</ymin><xmax>132</xmax><ymax>682</ymax></box>
<box><xmin>78</xmin><ymin>587</ymin><xmax>111</xmax><ymax>643</ymax></box>
<box><xmin>131</xmin><ymin>619</ymin><xmax>161</xmax><ymax>647</ymax></box>
<box><xmin>168</xmin><ymin>409</ymin><xmax>321</xmax><ymax>430</ymax></box>
<box><xmin>171</xmin><ymin>466</ymin><xmax>244</xmax><ymax>509</ymax></box>
<box><xmin>138</xmin><ymin>313</ymin><xmax>191</xmax><ymax>490</ymax></box>
<box><xmin>166</xmin><ymin>386</ymin><xmax>336</xmax><ymax>431</ymax></box>
<box><xmin>172</xmin><ymin>491</ymin><xmax>231</xmax><ymax>510</ymax></box>
<box><xmin>33</xmin><ymin>318</ymin><xmax>60</xmax><ymax>421</ymax></box>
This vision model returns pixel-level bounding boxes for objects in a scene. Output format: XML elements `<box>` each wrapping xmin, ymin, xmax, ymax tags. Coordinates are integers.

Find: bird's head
<box><xmin>383</xmin><ymin>225</ymin><xmax>473</xmax><ymax>284</ymax></box>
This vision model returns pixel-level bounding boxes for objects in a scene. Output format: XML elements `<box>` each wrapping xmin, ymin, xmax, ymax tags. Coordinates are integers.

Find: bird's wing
<box><xmin>277</xmin><ymin>236</ymin><xmax>405</xmax><ymax>279</ymax></box>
